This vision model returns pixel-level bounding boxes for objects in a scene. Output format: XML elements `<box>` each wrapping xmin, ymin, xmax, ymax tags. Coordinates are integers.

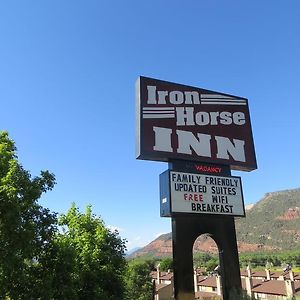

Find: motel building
<box><xmin>151</xmin><ymin>266</ymin><xmax>300</xmax><ymax>299</ymax></box>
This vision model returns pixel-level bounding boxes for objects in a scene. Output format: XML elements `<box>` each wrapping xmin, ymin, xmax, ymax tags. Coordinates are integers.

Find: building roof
<box><xmin>240</xmin><ymin>269</ymin><xmax>300</xmax><ymax>280</ymax></box>
<box><xmin>241</xmin><ymin>270</ymin><xmax>267</xmax><ymax>278</ymax></box>
<box><xmin>195</xmin><ymin>267</ymin><xmax>206</xmax><ymax>275</ymax></box>
<box><xmin>253</xmin><ymin>280</ymin><xmax>287</xmax><ymax>296</ymax></box>
<box><xmin>197</xmin><ymin>275</ymin><xmax>218</xmax><ymax>288</ymax></box>
<box><xmin>152</xmin><ymin>269</ymin><xmax>300</xmax><ymax>297</ymax></box>
<box><xmin>196</xmin><ymin>275</ymin><xmax>300</xmax><ymax>296</ymax></box>
<box><xmin>150</xmin><ymin>270</ymin><xmax>173</xmax><ymax>280</ymax></box>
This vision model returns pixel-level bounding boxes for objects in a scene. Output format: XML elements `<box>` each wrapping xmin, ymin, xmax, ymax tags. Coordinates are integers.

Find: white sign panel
<box><xmin>170</xmin><ymin>171</ymin><xmax>245</xmax><ymax>216</ymax></box>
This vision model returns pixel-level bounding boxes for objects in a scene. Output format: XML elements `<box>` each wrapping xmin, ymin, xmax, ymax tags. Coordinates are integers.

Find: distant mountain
<box><xmin>235</xmin><ymin>188</ymin><xmax>300</xmax><ymax>250</ymax></box>
<box><xmin>130</xmin><ymin>188</ymin><xmax>300</xmax><ymax>258</ymax></box>
<box><xmin>245</xmin><ymin>203</ymin><xmax>254</xmax><ymax>210</ymax></box>
<box><xmin>126</xmin><ymin>247</ymin><xmax>142</xmax><ymax>257</ymax></box>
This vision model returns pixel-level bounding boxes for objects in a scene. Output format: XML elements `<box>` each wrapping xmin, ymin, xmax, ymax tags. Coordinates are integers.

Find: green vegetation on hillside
<box><xmin>239</xmin><ymin>250</ymin><xmax>300</xmax><ymax>269</ymax></box>
<box><xmin>129</xmin><ymin>249</ymin><xmax>300</xmax><ymax>274</ymax></box>
<box><xmin>193</xmin><ymin>252</ymin><xmax>218</xmax><ymax>271</ymax></box>
<box><xmin>236</xmin><ymin>189</ymin><xmax>300</xmax><ymax>250</ymax></box>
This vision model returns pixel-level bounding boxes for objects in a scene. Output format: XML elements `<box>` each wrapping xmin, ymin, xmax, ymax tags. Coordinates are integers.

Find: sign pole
<box><xmin>172</xmin><ymin>216</ymin><xmax>195</xmax><ymax>300</ymax></box>
<box><xmin>172</xmin><ymin>215</ymin><xmax>242</xmax><ymax>300</ymax></box>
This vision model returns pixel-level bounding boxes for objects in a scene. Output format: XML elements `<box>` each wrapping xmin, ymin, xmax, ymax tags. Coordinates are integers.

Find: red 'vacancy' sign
<box><xmin>136</xmin><ymin>76</ymin><xmax>257</xmax><ymax>171</ymax></box>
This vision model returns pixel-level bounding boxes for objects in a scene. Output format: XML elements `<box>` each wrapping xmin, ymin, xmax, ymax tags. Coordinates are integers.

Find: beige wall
<box><xmin>156</xmin><ymin>282</ymin><xmax>174</xmax><ymax>300</ymax></box>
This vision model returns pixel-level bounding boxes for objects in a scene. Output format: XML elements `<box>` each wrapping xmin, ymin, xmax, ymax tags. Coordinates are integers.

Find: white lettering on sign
<box><xmin>147</xmin><ymin>86</ymin><xmax>200</xmax><ymax>105</ymax></box>
<box><xmin>153</xmin><ymin>127</ymin><xmax>246</xmax><ymax>162</ymax></box>
<box><xmin>153</xmin><ymin>127</ymin><xmax>173</xmax><ymax>153</ymax></box>
<box><xmin>215</xmin><ymin>136</ymin><xmax>245</xmax><ymax>162</ymax></box>
<box><xmin>175</xmin><ymin>107</ymin><xmax>245</xmax><ymax>126</ymax></box>
<box><xmin>169</xmin><ymin>171</ymin><xmax>245</xmax><ymax>216</ymax></box>
<box><xmin>147</xmin><ymin>85</ymin><xmax>247</xmax><ymax>164</ymax></box>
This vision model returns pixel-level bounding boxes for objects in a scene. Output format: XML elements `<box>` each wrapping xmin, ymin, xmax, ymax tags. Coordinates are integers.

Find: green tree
<box><xmin>36</xmin><ymin>235</ymin><xmax>78</xmax><ymax>299</ymax></box>
<box><xmin>193</xmin><ymin>252</ymin><xmax>215</xmax><ymax>269</ymax></box>
<box><xmin>159</xmin><ymin>256</ymin><xmax>173</xmax><ymax>271</ymax></box>
<box><xmin>0</xmin><ymin>132</ymin><xmax>129</xmax><ymax>299</ymax></box>
<box><xmin>125</xmin><ymin>260</ymin><xmax>154</xmax><ymax>300</ymax></box>
<box><xmin>54</xmin><ymin>204</ymin><xmax>127</xmax><ymax>300</ymax></box>
<box><xmin>0</xmin><ymin>131</ymin><xmax>57</xmax><ymax>299</ymax></box>
<box><xmin>206</xmin><ymin>258</ymin><xmax>218</xmax><ymax>272</ymax></box>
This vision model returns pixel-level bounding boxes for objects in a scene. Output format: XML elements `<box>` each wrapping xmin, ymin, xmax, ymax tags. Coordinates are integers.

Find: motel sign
<box><xmin>136</xmin><ymin>76</ymin><xmax>257</xmax><ymax>171</ymax></box>
<box><xmin>135</xmin><ymin>76</ymin><xmax>257</xmax><ymax>300</ymax></box>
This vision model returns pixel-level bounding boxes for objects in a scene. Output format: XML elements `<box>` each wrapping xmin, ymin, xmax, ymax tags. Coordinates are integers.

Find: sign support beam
<box><xmin>169</xmin><ymin>161</ymin><xmax>242</xmax><ymax>300</ymax></box>
<box><xmin>172</xmin><ymin>215</ymin><xmax>242</xmax><ymax>300</ymax></box>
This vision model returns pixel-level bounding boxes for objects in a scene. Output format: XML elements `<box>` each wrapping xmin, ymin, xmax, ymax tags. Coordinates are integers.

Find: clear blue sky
<box><xmin>1</xmin><ymin>1</ymin><xmax>300</xmax><ymax>250</ymax></box>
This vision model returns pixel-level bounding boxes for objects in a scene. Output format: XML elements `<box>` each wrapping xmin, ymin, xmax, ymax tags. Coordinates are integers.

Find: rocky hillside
<box><xmin>235</xmin><ymin>188</ymin><xmax>300</xmax><ymax>250</ymax></box>
<box><xmin>130</xmin><ymin>188</ymin><xmax>300</xmax><ymax>258</ymax></box>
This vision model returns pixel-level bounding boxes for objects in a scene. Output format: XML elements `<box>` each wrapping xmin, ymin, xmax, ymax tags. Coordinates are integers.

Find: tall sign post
<box><xmin>136</xmin><ymin>76</ymin><xmax>257</xmax><ymax>299</ymax></box>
